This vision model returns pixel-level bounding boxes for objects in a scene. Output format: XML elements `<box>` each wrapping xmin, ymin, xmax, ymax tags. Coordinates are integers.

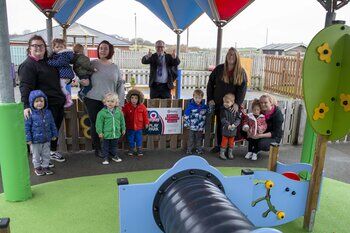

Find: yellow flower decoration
<box><xmin>340</xmin><ymin>94</ymin><xmax>350</xmax><ymax>112</ymax></box>
<box><xmin>313</xmin><ymin>103</ymin><xmax>329</xmax><ymax>121</ymax></box>
<box><xmin>317</xmin><ymin>43</ymin><xmax>332</xmax><ymax>63</ymax></box>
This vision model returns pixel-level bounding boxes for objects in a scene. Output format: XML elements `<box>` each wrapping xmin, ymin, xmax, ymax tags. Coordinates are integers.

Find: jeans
<box><xmin>127</xmin><ymin>129</ymin><xmax>143</xmax><ymax>149</ymax></box>
<box><xmin>102</xmin><ymin>139</ymin><xmax>118</xmax><ymax>159</ymax></box>
<box><xmin>47</xmin><ymin>104</ymin><xmax>64</xmax><ymax>151</ymax></box>
<box><xmin>247</xmin><ymin>138</ymin><xmax>278</xmax><ymax>153</ymax></box>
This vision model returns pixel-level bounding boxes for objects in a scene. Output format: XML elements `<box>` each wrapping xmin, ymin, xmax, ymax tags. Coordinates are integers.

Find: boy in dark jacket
<box><xmin>122</xmin><ymin>89</ymin><xmax>149</xmax><ymax>157</ymax></box>
<box><xmin>72</xmin><ymin>44</ymin><xmax>96</xmax><ymax>101</ymax></box>
<box><xmin>220</xmin><ymin>93</ymin><xmax>241</xmax><ymax>160</ymax></box>
<box><xmin>47</xmin><ymin>38</ymin><xmax>74</xmax><ymax>108</ymax></box>
<box><xmin>25</xmin><ymin>90</ymin><xmax>58</xmax><ymax>176</ymax></box>
<box><xmin>184</xmin><ymin>89</ymin><xmax>211</xmax><ymax>155</ymax></box>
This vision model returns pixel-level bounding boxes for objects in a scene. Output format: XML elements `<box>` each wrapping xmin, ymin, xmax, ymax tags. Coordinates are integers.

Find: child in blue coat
<box><xmin>25</xmin><ymin>90</ymin><xmax>58</xmax><ymax>176</ymax></box>
<box><xmin>48</xmin><ymin>38</ymin><xmax>75</xmax><ymax>108</ymax></box>
<box><xmin>184</xmin><ymin>89</ymin><xmax>211</xmax><ymax>155</ymax></box>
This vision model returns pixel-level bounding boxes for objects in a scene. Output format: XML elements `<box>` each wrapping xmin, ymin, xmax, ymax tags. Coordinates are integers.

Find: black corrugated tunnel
<box><xmin>153</xmin><ymin>169</ymin><xmax>254</xmax><ymax>233</ymax></box>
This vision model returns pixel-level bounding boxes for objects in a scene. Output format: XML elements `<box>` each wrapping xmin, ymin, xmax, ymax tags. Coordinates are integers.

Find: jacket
<box><xmin>96</xmin><ymin>107</ymin><xmax>126</xmax><ymax>139</ymax></box>
<box><xmin>47</xmin><ymin>49</ymin><xmax>75</xmax><ymax>81</ymax></box>
<box><xmin>207</xmin><ymin>64</ymin><xmax>247</xmax><ymax>108</ymax></box>
<box><xmin>265</xmin><ymin>106</ymin><xmax>284</xmax><ymax>143</ymax></box>
<box><xmin>184</xmin><ymin>99</ymin><xmax>210</xmax><ymax>131</ymax></box>
<box><xmin>19</xmin><ymin>56</ymin><xmax>65</xmax><ymax>109</ymax></box>
<box><xmin>72</xmin><ymin>53</ymin><xmax>94</xmax><ymax>78</ymax></box>
<box><xmin>220</xmin><ymin>106</ymin><xmax>241</xmax><ymax>137</ymax></box>
<box><xmin>141</xmin><ymin>53</ymin><xmax>180</xmax><ymax>89</ymax></box>
<box><xmin>25</xmin><ymin>90</ymin><xmax>58</xmax><ymax>143</ymax></box>
<box><xmin>243</xmin><ymin>113</ymin><xmax>267</xmax><ymax>136</ymax></box>
<box><xmin>122</xmin><ymin>89</ymin><xmax>149</xmax><ymax>130</ymax></box>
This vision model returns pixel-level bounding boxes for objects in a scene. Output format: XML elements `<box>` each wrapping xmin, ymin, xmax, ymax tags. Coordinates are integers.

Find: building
<box><xmin>259</xmin><ymin>43</ymin><xmax>306</xmax><ymax>56</ymax></box>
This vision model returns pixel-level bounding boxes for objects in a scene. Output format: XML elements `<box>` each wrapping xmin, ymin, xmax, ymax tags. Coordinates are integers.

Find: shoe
<box><xmin>219</xmin><ymin>148</ymin><xmax>227</xmax><ymax>160</ymax></box>
<box><xmin>251</xmin><ymin>153</ymin><xmax>258</xmax><ymax>161</ymax></box>
<box><xmin>245</xmin><ymin>152</ymin><xmax>253</xmax><ymax>160</ymax></box>
<box><xmin>137</xmin><ymin>148</ymin><xmax>143</xmax><ymax>157</ymax></box>
<box><xmin>34</xmin><ymin>167</ymin><xmax>45</xmax><ymax>176</ymax></box>
<box><xmin>42</xmin><ymin>167</ymin><xmax>54</xmax><ymax>175</ymax></box>
<box><xmin>102</xmin><ymin>159</ymin><xmax>110</xmax><ymax>165</ymax></box>
<box><xmin>210</xmin><ymin>146</ymin><xmax>220</xmax><ymax>153</ymax></box>
<box><xmin>94</xmin><ymin>149</ymin><xmax>104</xmax><ymax>158</ymax></box>
<box><xmin>228</xmin><ymin>148</ymin><xmax>234</xmax><ymax>160</ymax></box>
<box><xmin>196</xmin><ymin>150</ymin><xmax>204</xmax><ymax>155</ymax></box>
<box><xmin>186</xmin><ymin>149</ymin><xmax>192</xmax><ymax>155</ymax></box>
<box><xmin>111</xmin><ymin>156</ymin><xmax>122</xmax><ymax>163</ymax></box>
<box><xmin>50</xmin><ymin>151</ymin><xmax>66</xmax><ymax>162</ymax></box>
<box><xmin>49</xmin><ymin>162</ymin><xmax>55</xmax><ymax>168</ymax></box>
<box><xmin>127</xmin><ymin>149</ymin><xmax>135</xmax><ymax>156</ymax></box>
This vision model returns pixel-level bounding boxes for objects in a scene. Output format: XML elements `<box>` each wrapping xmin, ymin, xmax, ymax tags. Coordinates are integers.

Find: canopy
<box><xmin>136</xmin><ymin>0</ymin><xmax>203</xmax><ymax>33</ymax></box>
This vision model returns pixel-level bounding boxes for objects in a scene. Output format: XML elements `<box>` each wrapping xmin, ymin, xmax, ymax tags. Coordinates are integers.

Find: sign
<box><xmin>147</xmin><ymin>108</ymin><xmax>182</xmax><ymax>135</ymax></box>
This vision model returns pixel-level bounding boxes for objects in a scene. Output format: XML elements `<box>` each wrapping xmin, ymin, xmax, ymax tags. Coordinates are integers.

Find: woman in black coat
<box><xmin>207</xmin><ymin>47</ymin><xmax>247</xmax><ymax>152</ymax></box>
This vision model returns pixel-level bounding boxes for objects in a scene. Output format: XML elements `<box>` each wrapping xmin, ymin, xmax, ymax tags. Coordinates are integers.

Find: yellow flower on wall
<box><xmin>317</xmin><ymin>43</ymin><xmax>332</xmax><ymax>63</ymax></box>
<box><xmin>313</xmin><ymin>103</ymin><xmax>329</xmax><ymax>121</ymax></box>
<box><xmin>340</xmin><ymin>94</ymin><xmax>350</xmax><ymax>112</ymax></box>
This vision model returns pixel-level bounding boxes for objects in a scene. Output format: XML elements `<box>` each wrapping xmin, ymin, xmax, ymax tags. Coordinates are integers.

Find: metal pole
<box><xmin>215</xmin><ymin>25</ymin><xmax>223</xmax><ymax>66</ymax></box>
<box><xmin>0</xmin><ymin>0</ymin><xmax>14</xmax><ymax>103</ymax></box>
<box><xmin>186</xmin><ymin>27</ymin><xmax>189</xmax><ymax>52</ymax></box>
<box><xmin>134</xmin><ymin>13</ymin><xmax>137</xmax><ymax>51</ymax></box>
<box><xmin>325</xmin><ymin>0</ymin><xmax>336</xmax><ymax>27</ymax></box>
<box><xmin>176</xmin><ymin>32</ymin><xmax>181</xmax><ymax>99</ymax></box>
<box><xmin>46</xmin><ymin>16</ymin><xmax>53</xmax><ymax>54</ymax></box>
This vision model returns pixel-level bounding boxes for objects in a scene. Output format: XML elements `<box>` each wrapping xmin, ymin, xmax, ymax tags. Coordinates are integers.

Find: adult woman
<box><xmin>82</xmin><ymin>40</ymin><xmax>125</xmax><ymax>157</ymax></box>
<box><xmin>207</xmin><ymin>47</ymin><xmax>247</xmax><ymax>153</ymax></box>
<box><xmin>246</xmin><ymin>94</ymin><xmax>284</xmax><ymax>159</ymax></box>
<box><xmin>19</xmin><ymin>35</ymin><xmax>66</xmax><ymax>162</ymax></box>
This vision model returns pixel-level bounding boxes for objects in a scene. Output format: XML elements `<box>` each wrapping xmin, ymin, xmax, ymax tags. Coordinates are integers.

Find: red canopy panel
<box><xmin>215</xmin><ymin>0</ymin><xmax>250</xmax><ymax>21</ymax></box>
<box><xmin>32</xmin><ymin>0</ymin><xmax>56</xmax><ymax>11</ymax></box>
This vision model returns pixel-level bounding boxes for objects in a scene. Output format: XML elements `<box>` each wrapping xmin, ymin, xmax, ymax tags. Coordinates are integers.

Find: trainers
<box><xmin>245</xmin><ymin>152</ymin><xmax>253</xmax><ymax>160</ymax></box>
<box><xmin>210</xmin><ymin>146</ymin><xmax>220</xmax><ymax>153</ymax></box>
<box><xmin>228</xmin><ymin>148</ymin><xmax>234</xmax><ymax>160</ymax></box>
<box><xmin>42</xmin><ymin>167</ymin><xmax>54</xmax><ymax>175</ymax></box>
<box><xmin>34</xmin><ymin>167</ymin><xmax>45</xmax><ymax>176</ymax></box>
<box><xmin>102</xmin><ymin>159</ymin><xmax>110</xmax><ymax>165</ymax></box>
<box><xmin>219</xmin><ymin>148</ymin><xmax>227</xmax><ymax>160</ymax></box>
<box><xmin>49</xmin><ymin>162</ymin><xmax>55</xmax><ymax>168</ymax></box>
<box><xmin>127</xmin><ymin>149</ymin><xmax>135</xmax><ymax>156</ymax></box>
<box><xmin>137</xmin><ymin>148</ymin><xmax>143</xmax><ymax>157</ymax></box>
<box><xmin>251</xmin><ymin>153</ymin><xmax>258</xmax><ymax>161</ymax></box>
<box><xmin>196</xmin><ymin>150</ymin><xmax>204</xmax><ymax>155</ymax></box>
<box><xmin>94</xmin><ymin>149</ymin><xmax>104</xmax><ymax>158</ymax></box>
<box><xmin>186</xmin><ymin>149</ymin><xmax>192</xmax><ymax>155</ymax></box>
<box><xmin>111</xmin><ymin>156</ymin><xmax>122</xmax><ymax>163</ymax></box>
<box><xmin>50</xmin><ymin>151</ymin><xmax>66</xmax><ymax>162</ymax></box>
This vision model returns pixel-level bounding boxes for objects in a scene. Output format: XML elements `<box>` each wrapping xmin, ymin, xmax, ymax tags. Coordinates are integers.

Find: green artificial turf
<box><xmin>0</xmin><ymin>168</ymin><xmax>349</xmax><ymax>233</ymax></box>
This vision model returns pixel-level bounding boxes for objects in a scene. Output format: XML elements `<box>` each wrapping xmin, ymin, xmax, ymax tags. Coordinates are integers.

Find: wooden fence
<box><xmin>263</xmin><ymin>54</ymin><xmax>303</xmax><ymax>99</ymax></box>
<box><xmin>58</xmin><ymin>98</ymin><xmax>302</xmax><ymax>152</ymax></box>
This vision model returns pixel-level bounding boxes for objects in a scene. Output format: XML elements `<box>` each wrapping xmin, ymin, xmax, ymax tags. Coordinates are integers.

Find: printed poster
<box><xmin>147</xmin><ymin>108</ymin><xmax>182</xmax><ymax>135</ymax></box>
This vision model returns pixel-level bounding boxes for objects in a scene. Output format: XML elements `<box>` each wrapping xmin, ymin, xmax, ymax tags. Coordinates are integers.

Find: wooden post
<box><xmin>268</xmin><ymin>142</ymin><xmax>279</xmax><ymax>171</ymax></box>
<box><xmin>303</xmin><ymin>134</ymin><xmax>328</xmax><ymax>232</ymax></box>
<box><xmin>0</xmin><ymin>218</ymin><xmax>10</xmax><ymax>233</ymax></box>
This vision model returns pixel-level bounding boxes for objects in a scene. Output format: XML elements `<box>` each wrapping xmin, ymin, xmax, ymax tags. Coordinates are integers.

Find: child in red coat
<box><xmin>122</xmin><ymin>89</ymin><xmax>149</xmax><ymax>157</ymax></box>
<box><xmin>242</xmin><ymin>99</ymin><xmax>267</xmax><ymax>160</ymax></box>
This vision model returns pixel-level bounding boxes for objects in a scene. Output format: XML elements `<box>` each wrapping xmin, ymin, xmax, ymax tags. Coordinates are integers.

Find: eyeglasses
<box><xmin>30</xmin><ymin>44</ymin><xmax>45</xmax><ymax>49</ymax></box>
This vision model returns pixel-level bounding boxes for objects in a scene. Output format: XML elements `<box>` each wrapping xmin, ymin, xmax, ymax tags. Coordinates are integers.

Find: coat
<box><xmin>123</xmin><ymin>89</ymin><xmax>149</xmax><ymax>130</ymax></box>
<box><xmin>25</xmin><ymin>90</ymin><xmax>58</xmax><ymax>143</ymax></box>
<box><xmin>243</xmin><ymin>113</ymin><xmax>267</xmax><ymax>136</ymax></box>
<box><xmin>47</xmin><ymin>49</ymin><xmax>75</xmax><ymax>81</ymax></box>
<box><xmin>265</xmin><ymin>106</ymin><xmax>284</xmax><ymax>143</ymax></box>
<box><xmin>220</xmin><ymin>106</ymin><xmax>241</xmax><ymax>137</ymax></box>
<box><xmin>141</xmin><ymin>53</ymin><xmax>180</xmax><ymax>89</ymax></box>
<box><xmin>72</xmin><ymin>53</ymin><xmax>94</xmax><ymax>78</ymax></box>
<box><xmin>184</xmin><ymin>99</ymin><xmax>210</xmax><ymax>131</ymax></box>
<box><xmin>96</xmin><ymin>107</ymin><xmax>126</xmax><ymax>139</ymax></box>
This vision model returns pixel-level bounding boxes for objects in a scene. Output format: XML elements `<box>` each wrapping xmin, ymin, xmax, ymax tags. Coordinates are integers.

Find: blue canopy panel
<box><xmin>54</xmin><ymin>0</ymin><xmax>104</xmax><ymax>26</ymax></box>
<box><xmin>136</xmin><ymin>0</ymin><xmax>203</xmax><ymax>33</ymax></box>
<box><xmin>194</xmin><ymin>0</ymin><xmax>214</xmax><ymax>20</ymax></box>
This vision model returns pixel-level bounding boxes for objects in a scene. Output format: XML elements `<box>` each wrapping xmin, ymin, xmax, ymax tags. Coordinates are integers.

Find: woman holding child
<box><xmin>19</xmin><ymin>35</ymin><xmax>66</xmax><ymax>163</ymax></box>
<box><xmin>82</xmin><ymin>40</ymin><xmax>125</xmax><ymax>158</ymax></box>
<box><xmin>207</xmin><ymin>47</ymin><xmax>247</xmax><ymax>153</ymax></box>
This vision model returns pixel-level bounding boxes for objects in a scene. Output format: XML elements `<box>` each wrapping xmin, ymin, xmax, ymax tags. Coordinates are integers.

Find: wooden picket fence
<box><xmin>58</xmin><ymin>98</ymin><xmax>302</xmax><ymax>152</ymax></box>
<box><xmin>263</xmin><ymin>54</ymin><xmax>303</xmax><ymax>99</ymax></box>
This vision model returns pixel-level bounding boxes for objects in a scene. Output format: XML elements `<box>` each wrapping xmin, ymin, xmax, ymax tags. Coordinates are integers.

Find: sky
<box><xmin>5</xmin><ymin>0</ymin><xmax>350</xmax><ymax>49</ymax></box>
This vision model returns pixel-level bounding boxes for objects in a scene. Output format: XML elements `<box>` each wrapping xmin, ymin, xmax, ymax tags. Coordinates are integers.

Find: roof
<box><xmin>10</xmin><ymin>23</ymin><xmax>131</xmax><ymax>47</ymax></box>
<box><xmin>260</xmin><ymin>43</ymin><xmax>307</xmax><ymax>51</ymax></box>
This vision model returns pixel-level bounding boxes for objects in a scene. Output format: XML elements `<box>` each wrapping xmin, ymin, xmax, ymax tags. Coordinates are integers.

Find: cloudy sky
<box><xmin>6</xmin><ymin>0</ymin><xmax>350</xmax><ymax>48</ymax></box>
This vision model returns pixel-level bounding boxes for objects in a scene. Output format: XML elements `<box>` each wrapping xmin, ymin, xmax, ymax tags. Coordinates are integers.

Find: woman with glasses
<box><xmin>19</xmin><ymin>35</ymin><xmax>66</xmax><ymax>163</ymax></box>
<box><xmin>81</xmin><ymin>40</ymin><xmax>125</xmax><ymax>159</ymax></box>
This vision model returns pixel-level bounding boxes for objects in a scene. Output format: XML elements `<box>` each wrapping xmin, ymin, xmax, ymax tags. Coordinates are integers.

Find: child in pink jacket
<box><xmin>242</xmin><ymin>99</ymin><xmax>267</xmax><ymax>160</ymax></box>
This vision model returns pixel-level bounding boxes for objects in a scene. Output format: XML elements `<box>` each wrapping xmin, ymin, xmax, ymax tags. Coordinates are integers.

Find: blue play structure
<box><xmin>118</xmin><ymin>152</ymin><xmax>316</xmax><ymax>233</ymax></box>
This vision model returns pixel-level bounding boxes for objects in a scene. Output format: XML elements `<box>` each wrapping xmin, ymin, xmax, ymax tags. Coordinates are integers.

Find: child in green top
<box><xmin>96</xmin><ymin>93</ymin><xmax>126</xmax><ymax>165</ymax></box>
